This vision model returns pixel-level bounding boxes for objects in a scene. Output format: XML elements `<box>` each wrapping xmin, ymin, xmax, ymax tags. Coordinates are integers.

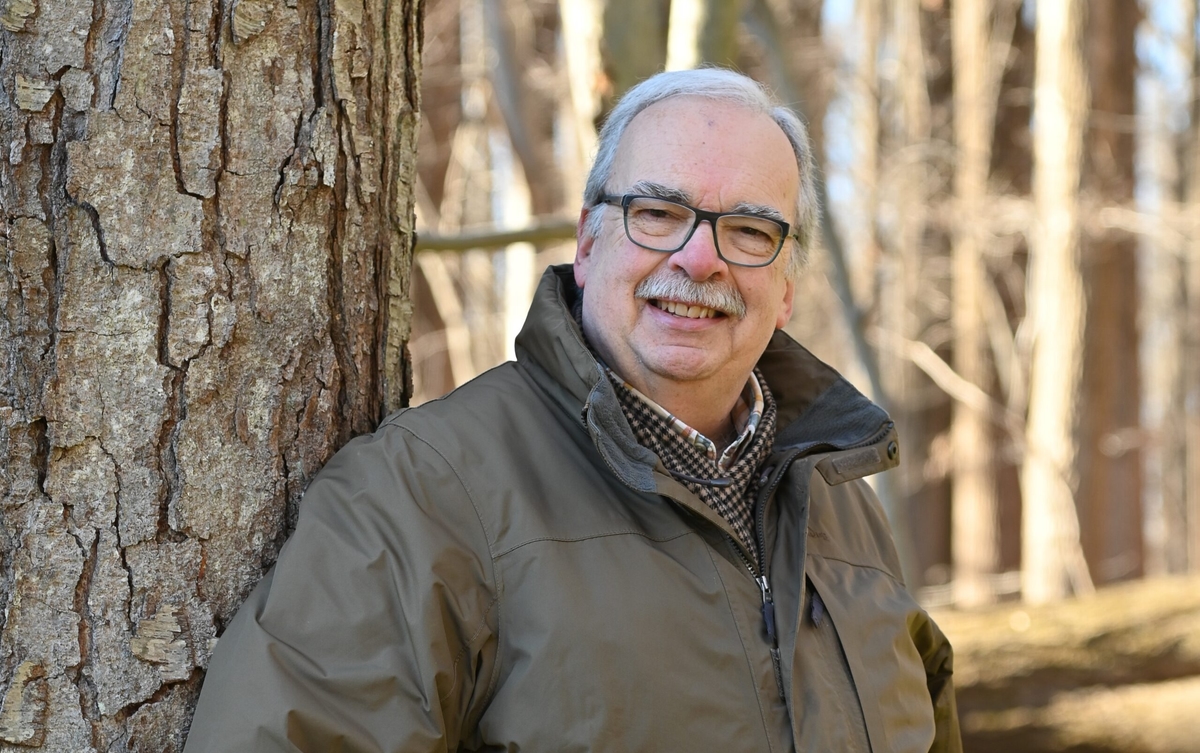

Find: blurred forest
<box><xmin>407</xmin><ymin>1</ymin><xmax>1200</xmax><ymax>749</ymax></box>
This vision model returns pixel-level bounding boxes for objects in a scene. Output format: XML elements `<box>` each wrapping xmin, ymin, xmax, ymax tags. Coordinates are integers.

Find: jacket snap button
<box><xmin>887</xmin><ymin>441</ymin><xmax>899</xmax><ymax>461</ymax></box>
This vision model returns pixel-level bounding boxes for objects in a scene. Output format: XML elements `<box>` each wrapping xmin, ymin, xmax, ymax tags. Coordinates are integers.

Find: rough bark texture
<box><xmin>933</xmin><ymin>576</ymin><xmax>1200</xmax><ymax>753</ymax></box>
<box><xmin>0</xmin><ymin>0</ymin><xmax>422</xmax><ymax>747</ymax></box>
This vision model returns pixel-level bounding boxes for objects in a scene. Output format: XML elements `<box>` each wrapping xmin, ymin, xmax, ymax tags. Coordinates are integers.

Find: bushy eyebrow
<box><xmin>627</xmin><ymin>180</ymin><xmax>692</xmax><ymax>204</ymax></box>
<box><xmin>730</xmin><ymin>202</ymin><xmax>786</xmax><ymax>224</ymax></box>
<box><xmin>627</xmin><ymin>180</ymin><xmax>787</xmax><ymax>224</ymax></box>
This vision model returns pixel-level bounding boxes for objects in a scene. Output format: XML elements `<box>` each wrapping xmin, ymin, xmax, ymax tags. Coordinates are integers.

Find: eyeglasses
<box><xmin>597</xmin><ymin>193</ymin><xmax>795</xmax><ymax>268</ymax></box>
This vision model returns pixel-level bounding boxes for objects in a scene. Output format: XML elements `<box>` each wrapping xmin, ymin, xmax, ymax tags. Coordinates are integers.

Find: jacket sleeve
<box><xmin>911</xmin><ymin>609</ymin><xmax>963</xmax><ymax>753</ymax></box>
<box><xmin>183</xmin><ymin>421</ymin><xmax>500</xmax><ymax>752</ymax></box>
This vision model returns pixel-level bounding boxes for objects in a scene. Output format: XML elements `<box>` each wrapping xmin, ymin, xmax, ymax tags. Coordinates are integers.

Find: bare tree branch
<box><xmin>415</xmin><ymin>217</ymin><xmax>578</xmax><ymax>251</ymax></box>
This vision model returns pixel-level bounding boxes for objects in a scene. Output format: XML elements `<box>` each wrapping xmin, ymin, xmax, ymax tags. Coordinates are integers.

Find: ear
<box><xmin>573</xmin><ymin>208</ymin><xmax>594</xmax><ymax>290</ymax></box>
<box><xmin>774</xmin><ymin>278</ymin><xmax>795</xmax><ymax>329</ymax></box>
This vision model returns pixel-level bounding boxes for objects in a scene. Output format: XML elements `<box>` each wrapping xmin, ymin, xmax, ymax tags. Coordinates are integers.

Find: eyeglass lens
<box><xmin>624</xmin><ymin>196</ymin><xmax>783</xmax><ymax>264</ymax></box>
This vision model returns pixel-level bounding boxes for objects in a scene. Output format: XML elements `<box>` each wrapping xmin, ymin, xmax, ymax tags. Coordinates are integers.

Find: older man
<box><xmin>185</xmin><ymin>69</ymin><xmax>961</xmax><ymax>752</ymax></box>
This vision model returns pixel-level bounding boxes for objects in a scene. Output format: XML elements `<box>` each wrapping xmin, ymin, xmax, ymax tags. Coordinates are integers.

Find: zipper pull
<box><xmin>757</xmin><ymin>574</ymin><xmax>788</xmax><ymax>701</ymax></box>
<box><xmin>757</xmin><ymin>575</ymin><xmax>777</xmax><ymax>645</ymax></box>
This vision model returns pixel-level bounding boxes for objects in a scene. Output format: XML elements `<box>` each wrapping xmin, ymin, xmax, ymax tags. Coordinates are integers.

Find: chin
<box><xmin>644</xmin><ymin>353</ymin><xmax>721</xmax><ymax>384</ymax></box>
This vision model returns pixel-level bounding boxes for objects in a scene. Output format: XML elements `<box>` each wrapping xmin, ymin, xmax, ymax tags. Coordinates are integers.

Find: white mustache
<box><xmin>634</xmin><ymin>270</ymin><xmax>746</xmax><ymax>319</ymax></box>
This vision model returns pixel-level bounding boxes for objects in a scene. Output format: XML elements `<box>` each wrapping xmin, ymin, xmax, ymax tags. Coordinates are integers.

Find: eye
<box><xmin>734</xmin><ymin>224</ymin><xmax>770</xmax><ymax>239</ymax></box>
<box><xmin>628</xmin><ymin>198</ymin><xmax>690</xmax><ymax>223</ymax></box>
<box><xmin>725</xmin><ymin>216</ymin><xmax>780</xmax><ymax>240</ymax></box>
<box><xmin>637</xmin><ymin>207</ymin><xmax>674</xmax><ymax>221</ymax></box>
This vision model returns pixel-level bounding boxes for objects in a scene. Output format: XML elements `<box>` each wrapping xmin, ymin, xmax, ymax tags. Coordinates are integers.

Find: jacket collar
<box><xmin>514</xmin><ymin>265</ymin><xmax>896</xmax><ymax>490</ymax></box>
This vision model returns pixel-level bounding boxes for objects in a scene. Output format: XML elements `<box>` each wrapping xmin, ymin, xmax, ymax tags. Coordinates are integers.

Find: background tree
<box><xmin>951</xmin><ymin>0</ymin><xmax>1001</xmax><ymax>607</ymax></box>
<box><xmin>1187</xmin><ymin>3</ymin><xmax>1200</xmax><ymax>575</ymax></box>
<box><xmin>1077</xmin><ymin>0</ymin><xmax>1142</xmax><ymax>586</ymax></box>
<box><xmin>0</xmin><ymin>0</ymin><xmax>422</xmax><ymax>747</ymax></box>
<box><xmin>1020</xmin><ymin>0</ymin><xmax>1092</xmax><ymax>604</ymax></box>
<box><xmin>666</xmin><ymin>0</ymin><xmax>743</xmax><ymax>71</ymax></box>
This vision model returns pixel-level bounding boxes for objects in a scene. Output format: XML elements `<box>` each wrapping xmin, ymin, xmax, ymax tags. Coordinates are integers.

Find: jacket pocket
<box><xmin>789</xmin><ymin>577</ymin><xmax>873</xmax><ymax>751</ymax></box>
<box><xmin>806</xmin><ymin>556</ymin><xmax>937</xmax><ymax>753</ymax></box>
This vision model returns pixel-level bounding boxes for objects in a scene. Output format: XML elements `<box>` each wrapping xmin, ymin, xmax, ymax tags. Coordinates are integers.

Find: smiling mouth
<box><xmin>651</xmin><ymin>299</ymin><xmax>724</xmax><ymax>319</ymax></box>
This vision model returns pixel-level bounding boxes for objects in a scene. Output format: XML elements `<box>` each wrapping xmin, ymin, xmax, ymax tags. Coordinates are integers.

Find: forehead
<box><xmin>610</xmin><ymin>96</ymin><xmax>799</xmax><ymax>214</ymax></box>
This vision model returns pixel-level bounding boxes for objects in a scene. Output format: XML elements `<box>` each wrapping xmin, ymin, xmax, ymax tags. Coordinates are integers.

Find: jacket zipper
<box><xmin>727</xmin><ymin>539</ymin><xmax>784</xmax><ymax>700</ymax></box>
<box><xmin>730</xmin><ymin>447</ymin><xmax>802</xmax><ymax>703</ymax></box>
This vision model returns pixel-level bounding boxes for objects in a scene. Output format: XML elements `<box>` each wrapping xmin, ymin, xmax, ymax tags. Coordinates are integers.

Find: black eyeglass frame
<box><xmin>597</xmin><ymin>193</ymin><xmax>798</xmax><ymax>268</ymax></box>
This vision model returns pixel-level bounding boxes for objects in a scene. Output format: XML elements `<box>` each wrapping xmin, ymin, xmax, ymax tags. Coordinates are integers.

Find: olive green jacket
<box><xmin>184</xmin><ymin>265</ymin><xmax>961</xmax><ymax>752</ymax></box>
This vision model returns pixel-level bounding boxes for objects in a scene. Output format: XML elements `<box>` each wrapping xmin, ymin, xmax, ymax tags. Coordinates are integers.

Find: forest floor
<box><xmin>931</xmin><ymin>575</ymin><xmax>1200</xmax><ymax>753</ymax></box>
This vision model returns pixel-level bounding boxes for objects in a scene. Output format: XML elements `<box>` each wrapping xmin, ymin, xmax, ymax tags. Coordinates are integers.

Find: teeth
<box><xmin>655</xmin><ymin>300</ymin><xmax>717</xmax><ymax>319</ymax></box>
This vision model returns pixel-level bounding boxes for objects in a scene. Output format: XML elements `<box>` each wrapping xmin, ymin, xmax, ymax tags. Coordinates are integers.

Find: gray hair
<box><xmin>581</xmin><ymin>68</ymin><xmax>820</xmax><ymax>281</ymax></box>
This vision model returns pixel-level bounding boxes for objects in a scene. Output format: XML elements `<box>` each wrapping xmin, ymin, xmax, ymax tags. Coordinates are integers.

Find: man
<box><xmin>185</xmin><ymin>68</ymin><xmax>961</xmax><ymax>752</ymax></box>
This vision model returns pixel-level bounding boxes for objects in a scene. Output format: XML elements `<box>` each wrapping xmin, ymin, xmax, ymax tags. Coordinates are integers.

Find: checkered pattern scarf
<box><xmin>607</xmin><ymin>368</ymin><xmax>778</xmax><ymax>554</ymax></box>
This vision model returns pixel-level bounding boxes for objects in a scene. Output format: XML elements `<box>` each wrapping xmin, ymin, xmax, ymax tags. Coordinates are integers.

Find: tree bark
<box><xmin>1021</xmin><ymin>0</ymin><xmax>1092</xmax><ymax>603</ymax></box>
<box><xmin>0</xmin><ymin>0</ymin><xmax>422</xmax><ymax>747</ymax></box>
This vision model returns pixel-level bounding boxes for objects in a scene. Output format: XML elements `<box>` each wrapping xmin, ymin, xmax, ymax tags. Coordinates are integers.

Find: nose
<box><xmin>668</xmin><ymin>218</ymin><xmax>727</xmax><ymax>280</ymax></box>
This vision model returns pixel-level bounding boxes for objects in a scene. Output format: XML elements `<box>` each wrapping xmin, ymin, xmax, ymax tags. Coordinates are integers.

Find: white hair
<box><xmin>581</xmin><ymin>68</ymin><xmax>820</xmax><ymax>281</ymax></box>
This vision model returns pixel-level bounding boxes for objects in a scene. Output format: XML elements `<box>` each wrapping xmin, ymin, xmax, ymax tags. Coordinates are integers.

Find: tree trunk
<box><xmin>875</xmin><ymin>0</ymin><xmax>942</xmax><ymax>593</ymax></box>
<box><xmin>665</xmin><ymin>0</ymin><xmax>743</xmax><ymax>71</ymax></box>
<box><xmin>483</xmin><ymin>0</ymin><xmax>563</xmax><ymax>218</ymax></box>
<box><xmin>558</xmin><ymin>0</ymin><xmax>602</xmax><ymax>192</ymax></box>
<box><xmin>600</xmin><ymin>0</ymin><xmax>668</xmax><ymax>109</ymax></box>
<box><xmin>0</xmin><ymin>0</ymin><xmax>422</xmax><ymax>747</ymax></box>
<box><xmin>951</xmin><ymin>0</ymin><xmax>1000</xmax><ymax>606</ymax></box>
<box><xmin>1077</xmin><ymin>0</ymin><xmax>1142</xmax><ymax>586</ymax></box>
<box><xmin>1142</xmin><ymin>0</ymin><xmax>1193</xmax><ymax>577</ymax></box>
<box><xmin>987</xmin><ymin>1</ymin><xmax>1033</xmax><ymax>590</ymax></box>
<box><xmin>851</xmin><ymin>0</ymin><xmax>880</xmax><ymax>303</ymax></box>
<box><xmin>1183</xmin><ymin>0</ymin><xmax>1200</xmax><ymax>575</ymax></box>
<box><xmin>1021</xmin><ymin>0</ymin><xmax>1092</xmax><ymax>603</ymax></box>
